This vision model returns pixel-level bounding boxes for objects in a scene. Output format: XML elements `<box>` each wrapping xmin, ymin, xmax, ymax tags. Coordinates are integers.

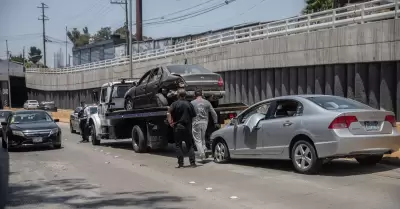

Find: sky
<box><xmin>0</xmin><ymin>0</ymin><xmax>305</xmax><ymax>68</ymax></box>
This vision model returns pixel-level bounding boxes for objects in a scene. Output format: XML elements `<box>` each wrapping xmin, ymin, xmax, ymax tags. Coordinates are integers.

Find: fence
<box><xmin>27</xmin><ymin>0</ymin><xmax>399</xmax><ymax>74</ymax></box>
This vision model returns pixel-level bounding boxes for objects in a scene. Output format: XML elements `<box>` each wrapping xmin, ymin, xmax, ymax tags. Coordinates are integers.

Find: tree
<box><xmin>67</xmin><ymin>27</ymin><xmax>90</xmax><ymax>47</ymax></box>
<box><xmin>93</xmin><ymin>27</ymin><xmax>112</xmax><ymax>42</ymax></box>
<box><xmin>114</xmin><ymin>26</ymin><xmax>128</xmax><ymax>39</ymax></box>
<box><xmin>28</xmin><ymin>46</ymin><xmax>42</xmax><ymax>64</ymax></box>
<box><xmin>302</xmin><ymin>0</ymin><xmax>333</xmax><ymax>14</ymax></box>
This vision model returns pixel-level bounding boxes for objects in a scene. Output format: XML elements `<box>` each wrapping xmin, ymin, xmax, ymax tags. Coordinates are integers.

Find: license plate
<box><xmin>364</xmin><ymin>121</ymin><xmax>379</xmax><ymax>131</ymax></box>
<box><xmin>32</xmin><ymin>137</ymin><xmax>43</xmax><ymax>143</ymax></box>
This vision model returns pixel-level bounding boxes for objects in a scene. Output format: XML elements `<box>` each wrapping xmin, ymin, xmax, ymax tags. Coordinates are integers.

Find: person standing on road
<box><xmin>191</xmin><ymin>89</ymin><xmax>219</xmax><ymax>161</ymax></box>
<box><xmin>167</xmin><ymin>88</ymin><xmax>197</xmax><ymax>168</ymax></box>
<box><xmin>78</xmin><ymin>101</ymin><xmax>88</xmax><ymax>143</ymax></box>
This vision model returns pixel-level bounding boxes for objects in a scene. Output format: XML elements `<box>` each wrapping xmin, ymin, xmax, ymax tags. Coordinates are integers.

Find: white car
<box><xmin>23</xmin><ymin>100</ymin><xmax>39</xmax><ymax>109</ymax></box>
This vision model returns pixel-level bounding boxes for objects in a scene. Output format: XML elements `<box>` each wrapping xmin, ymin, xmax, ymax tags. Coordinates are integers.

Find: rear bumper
<box><xmin>315</xmin><ymin>133</ymin><xmax>400</xmax><ymax>158</ymax></box>
<box><xmin>167</xmin><ymin>90</ymin><xmax>225</xmax><ymax>100</ymax></box>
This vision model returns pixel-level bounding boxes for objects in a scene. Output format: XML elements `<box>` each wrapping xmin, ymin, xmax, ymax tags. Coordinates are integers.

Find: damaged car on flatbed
<box><xmin>123</xmin><ymin>64</ymin><xmax>225</xmax><ymax>110</ymax></box>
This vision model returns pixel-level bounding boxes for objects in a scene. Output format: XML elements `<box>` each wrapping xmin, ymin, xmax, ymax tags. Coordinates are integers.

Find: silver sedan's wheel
<box><xmin>214</xmin><ymin>141</ymin><xmax>229</xmax><ymax>163</ymax></box>
<box><xmin>291</xmin><ymin>140</ymin><xmax>321</xmax><ymax>174</ymax></box>
<box><xmin>294</xmin><ymin>144</ymin><xmax>312</xmax><ymax>170</ymax></box>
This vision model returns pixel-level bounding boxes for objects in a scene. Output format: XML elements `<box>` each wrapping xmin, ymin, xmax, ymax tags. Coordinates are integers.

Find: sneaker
<box><xmin>190</xmin><ymin>163</ymin><xmax>197</xmax><ymax>168</ymax></box>
<box><xmin>176</xmin><ymin>164</ymin><xmax>184</xmax><ymax>168</ymax></box>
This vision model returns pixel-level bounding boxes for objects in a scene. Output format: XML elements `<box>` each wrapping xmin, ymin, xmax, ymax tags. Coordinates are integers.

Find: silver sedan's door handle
<box><xmin>283</xmin><ymin>121</ymin><xmax>293</xmax><ymax>127</ymax></box>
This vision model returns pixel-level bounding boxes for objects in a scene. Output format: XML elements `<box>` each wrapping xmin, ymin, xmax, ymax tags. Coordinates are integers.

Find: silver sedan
<box><xmin>210</xmin><ymin>95</ymin><xmax>400</xmax><ymax>174</ymax></box>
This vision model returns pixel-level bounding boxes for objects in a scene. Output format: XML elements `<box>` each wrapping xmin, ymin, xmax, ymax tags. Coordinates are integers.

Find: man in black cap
<box><xmin>167</xmin><ymin>88</ymin><xmax>197</xmax><ymax>168</ymax></box>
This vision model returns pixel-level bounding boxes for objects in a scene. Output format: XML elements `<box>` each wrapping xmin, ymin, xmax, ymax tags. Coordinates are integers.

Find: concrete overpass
<box><xmin>25</xmin><ymin>0</ymin><xmax>400</xmax><ymax>119</ymax></box>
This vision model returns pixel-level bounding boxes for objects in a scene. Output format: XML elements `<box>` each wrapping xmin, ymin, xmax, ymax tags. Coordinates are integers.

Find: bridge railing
<box><xmin>27</xmin><ymin>0</ymin><xmax>398</xmax><ymax>74</ymax></box>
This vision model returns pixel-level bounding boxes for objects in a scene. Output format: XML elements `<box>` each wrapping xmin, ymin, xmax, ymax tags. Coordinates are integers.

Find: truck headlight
<box><xmin>12</xmin><ymin>130</ymin><xmax>24</xmax><ymax>137</ymax></box>
<box><xmin>49</xmin><ymin>128</ymin><xmax>59</xmax><ymax>135</ymax></box>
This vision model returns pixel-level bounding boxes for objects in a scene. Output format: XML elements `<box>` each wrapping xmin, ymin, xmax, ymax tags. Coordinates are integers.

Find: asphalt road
<box><xmin>5</xmin><ymin>123</ymin><xmax>400</xmax><ymax>209</ymax></box>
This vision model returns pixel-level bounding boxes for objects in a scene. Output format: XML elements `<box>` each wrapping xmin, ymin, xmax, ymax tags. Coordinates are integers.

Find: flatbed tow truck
<box><xmin>88</xmin><ymin>79</ymin><xmax>247</xmax><ymax>154</ymax></box>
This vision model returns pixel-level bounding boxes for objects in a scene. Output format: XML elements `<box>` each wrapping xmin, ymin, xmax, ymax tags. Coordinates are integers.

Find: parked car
<box><xmin>1</xmin><ymin>110</ymin><xmax>61</xmax><ymax>149</ymax></box>
<box><xmin>210</xmin><ymin>95</ymin><xmax>400</xmax><ymax>174</ymax></box>
<box><xmin>38</xmin><ymin>101</ymin><xmax>57</xmax><ymax>112</ymax></box>
<box><xmin>23</xmin><ymin>100</ymin><xmax>39</xmax><ymax>109</ymax></box>
<box><xmin>0</xmin><ymin>110</ymin><xmax>13</xmax><ymax>149</ymax></box>
<box><xmin>124</xmin><ymin>64</ymin><xmax>225</xmax><ymax>110</ymax></box>
<box><xmin>70</xmin><ymin>105</ymin><xmax>98</xmax><ymax>134</ymax></box>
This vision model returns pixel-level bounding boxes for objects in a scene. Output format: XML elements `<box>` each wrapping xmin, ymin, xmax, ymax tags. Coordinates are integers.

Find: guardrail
<box><xmin>27</xmin><ymin>0</ymin><xmax>399</xmax><ymax>74</ymax></box>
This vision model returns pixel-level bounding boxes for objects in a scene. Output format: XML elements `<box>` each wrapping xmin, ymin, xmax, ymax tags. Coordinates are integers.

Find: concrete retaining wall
<box><xmin>26</xmin><ymin>19</ymin><xmax>399</xmax><ymax>91</ymax></box>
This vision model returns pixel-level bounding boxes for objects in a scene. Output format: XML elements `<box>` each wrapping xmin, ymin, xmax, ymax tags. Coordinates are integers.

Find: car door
<box><xmin>98</xmin><ymin>86</ymin><xmax>110</xmax><ymax>117</ymax></box>
<box><xmin>134</xmin><ymin>71</ymin><xmax>152</xmax><ymax>108</ymax></box>
<box><xmin>72</xmin><ymin>107</ymin><xmax>82</xmax><ymax>130</ymax></box>
<box><xmin>231</xmin><ymin>102</ymin><xmax>270</xmax><ymax>157</ymax></box>
<box><xmin>257</xmin><ymin>99</ymin><xmax>304</xmax><ymax>156</ymax></box>
<box><xmin>145</xmin><ymin>67</ymin><xmax>163</xmax><ymax>107</ymax></box>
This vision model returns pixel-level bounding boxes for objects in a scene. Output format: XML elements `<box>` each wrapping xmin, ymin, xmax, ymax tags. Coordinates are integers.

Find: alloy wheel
<box><xmin>294</xmin><ymin>143</ymin><xmax>313</xmax><ymax>170</ymax></box>
<box><xmin>126</xmin><ymin>99</ymin><xmax>133</xmax><ymax>110</ymax></box>
<box><xmin>214</xmin><ymin>142</ymin><xmax>227</xmax><ymax>163</ymax></box>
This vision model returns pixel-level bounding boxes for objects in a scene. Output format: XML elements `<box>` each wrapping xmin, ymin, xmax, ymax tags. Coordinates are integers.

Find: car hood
<box><xmin>10</xmin><ymin>122</ymin><xmax>58</xmax><ymax>130</ymax></box>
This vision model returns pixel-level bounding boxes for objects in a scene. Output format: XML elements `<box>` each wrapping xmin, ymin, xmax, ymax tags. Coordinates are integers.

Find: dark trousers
<box><xmin>79</xmin><ymin>119</ymin><xmax>89</xmax><ymax>140</ymax></box>
<box><xmin>174</xmin><ymin>124</ymin><xmax>195</xmax><ymax>165</ymax></box>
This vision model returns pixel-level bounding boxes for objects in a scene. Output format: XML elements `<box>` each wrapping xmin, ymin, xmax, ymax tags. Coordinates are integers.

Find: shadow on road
<box><xmin>8</xmin><ymin>146</ymin><xmax>64</xmax><ymax>153</ymax></box>
<box><xmin>0</xmin><ymin>146</ymin><xmax>9</xmax><ymax>209</ymax></box>
<box><xmin>98</xmin><ymin>141</ymin><xmax>397</xmax><ymax>177</ymax></box>
<box><xmin>230</xmin><ymin>158</ymin><xmax>398</xmax><ymax>177</ymax></box>
<box><xmin>7</xmin><ymin>177</ymin><xmax>192</xmax><ymax>209</ymax></box>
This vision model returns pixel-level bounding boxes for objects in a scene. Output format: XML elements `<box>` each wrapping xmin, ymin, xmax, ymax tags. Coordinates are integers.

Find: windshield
<box><xmin>11</xmin><ymin>112</ymin><xmax>53</xmax><ymax>124</ymax></box>
<box><xmin>112</xmin><ymin>85</ymin><xmax>130</xmax><ymax>98</ymax></box>
<box><xmin>307</xmin><ymin>96</ymin><xmax>373</xmax><ymax>110</ymax></box>
<box><xmin>90</xmin><ymin>107</ymin><xmax>98</xmax><ymax>114</ymax></box>
<box><xmin>167</xmin><ymin>65</ymin><xmax>212</xmax><ymax>75</ymax></box>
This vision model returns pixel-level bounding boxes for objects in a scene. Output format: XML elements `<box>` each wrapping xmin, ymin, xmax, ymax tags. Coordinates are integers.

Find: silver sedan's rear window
<box><xmin>307</xmin><ymin>96</ymin><xmax>373</xmax><ymax>110</ymax></box>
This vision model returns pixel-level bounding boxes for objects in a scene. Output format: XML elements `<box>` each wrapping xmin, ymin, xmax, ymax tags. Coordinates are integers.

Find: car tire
<box><xmin>70</xmin><ymin>121</ymin><xmax>76</xmax><ymax>133</ymax></box>
<box><xmin>356</xmin><ymin>155</ymin><xmax>383</xmax><ymax>166</ymax></box>
<box><xmin>213</xmin><ymin>139</ymin><xmax>230</xmax><ymax>163</ymax></box>
<box><xmin>132</xmin><ymin>125</ymin><xmax>147</xmax><ymax>153</ymax></box>
<box><xmin>155</xmin><ymin>93</ymin><xmax>168</xmax><ymax>107</ymax></box>
<box><xmin>125</xmin><ymin>96</ymin><xmax>134</xmax><ymax>110</ymax></box>
<box><xmin>211</xmin><ymin>100</ymin><xmax>219</xmax><ymax>108</ymax></box>
<box><xmin>53</xmin><ymin>143</ymin><xmax>62</xmax><ymax>149</ymax></box>
<box><xmin>91</xmin><ymin>124</ymin><xmax>100</xmax><ymax>146</ymax></box>
<box><xmin>291</xmin><ymin>140</ymin><xmax>322</xmax><ymax>174</ymax></box>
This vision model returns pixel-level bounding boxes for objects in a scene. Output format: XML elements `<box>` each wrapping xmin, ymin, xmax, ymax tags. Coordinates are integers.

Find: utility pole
<box><xmin>136</xmin><ymin>0</ymin><xmax>143</xmax><ymax>41</ymax></box>
<box><xmin>65</xmin><ymin>26</ymin><xmax>68</xmax><ymax>67</ymax></box>
<box><xmin>110</xmin><ymin>0</ymin><xmax>130</xmax><ymax>56</ymax></box>
<box><xmin>23</xmin><ymin>46</ymin><xmax>26</xmax><ymax>72</ymax></box>
<box><xmin>129</xmin><ymin>0</ymin><xmax>133</xmax><ymax>77</ymax></box>
<box><xmin>37</xmin><ymin>2</ymin><xmax>49</xmax><ymax>67</ymax></box>
<box><xmin>5</xmin><ymin>40</ymin><xmax>11</xmax><ymax>108</ymax></box>
<box><xmin>5</xmin><ymin>40</ymin><xmax>10</xmax><ymax>74</ymax></box>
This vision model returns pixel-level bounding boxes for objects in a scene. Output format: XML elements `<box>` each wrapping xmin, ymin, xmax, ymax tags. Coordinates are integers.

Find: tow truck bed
<box><xmin>99</xmin><ymin>103</ymin><xmax>247</xmax><ymax>153</ymax></box>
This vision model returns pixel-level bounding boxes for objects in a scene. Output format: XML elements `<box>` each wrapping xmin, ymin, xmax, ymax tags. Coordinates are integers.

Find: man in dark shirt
<box><xmin>167</xmin><ymin>88</ymin><xmax>197</xmax><ymax>168</ymax></box>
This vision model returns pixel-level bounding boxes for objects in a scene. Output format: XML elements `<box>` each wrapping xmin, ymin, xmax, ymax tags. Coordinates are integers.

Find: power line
<box><xmin>144</xmin><ymin>0</ymin><xmax>218</xmax><ymax>22</ymax></box>
<box><xmin>144</xmin><ymin>1</ymin><xmax>235</xmax><ymax>26</ymax></box>
<box><xmin>112</xmin><ymin>0</ymin><xmax>235</xmax><ymax>29</ymax></box>
<box><xmin>67</xmin><ymin>0</ymin><xmax>106</xmax><ymax>25</ymax></box>
<box><xmin>189</xmin><ymin>0</ymin><xmax>268</xmax><ymax>28</ymax></box>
